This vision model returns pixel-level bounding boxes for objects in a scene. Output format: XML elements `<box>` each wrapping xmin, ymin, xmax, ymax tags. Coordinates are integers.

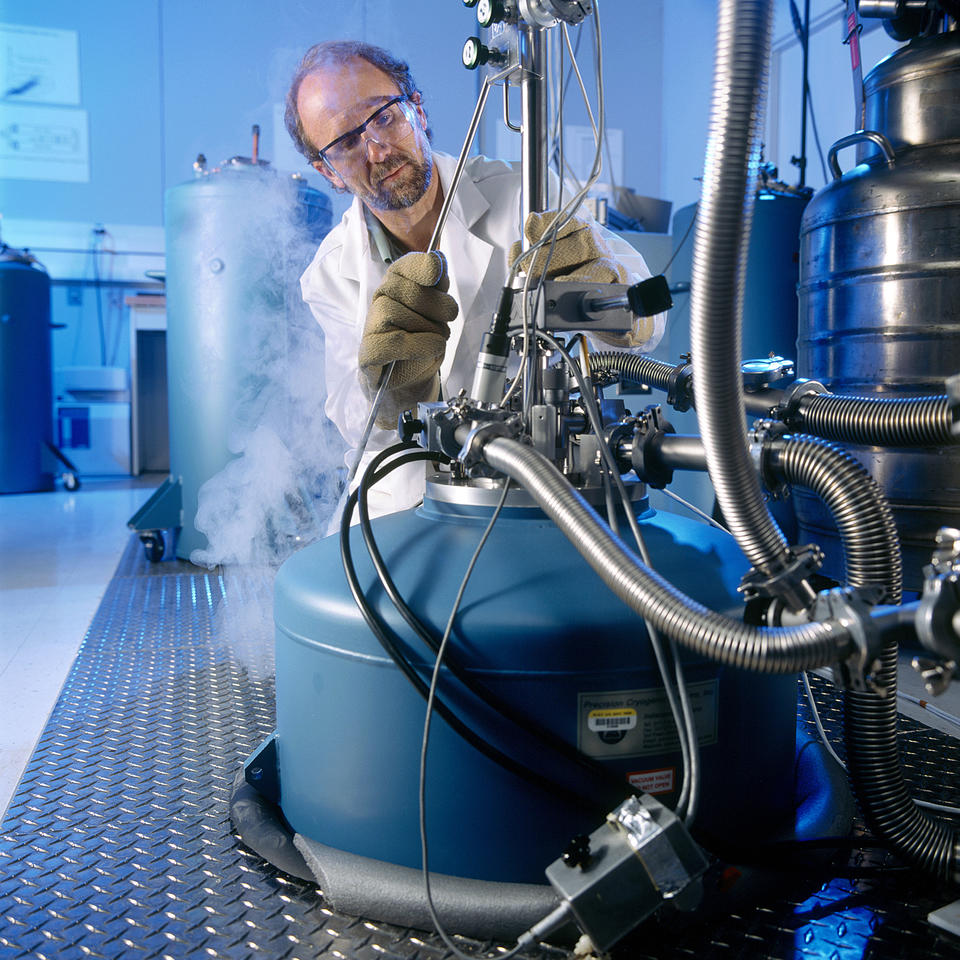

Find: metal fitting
<box><xmin>665</xmin><ymin>359</ymin><xmax>695</xmax><ymax>413</ymax></box>
<box><xmin>458</xmin><ymin>415</ymin><xmax>523</xmax><ymax>471</ymax></box>
<box><xmin>543</xmin><ymin>794</ymin><xmax>707</xmax><ymax>954</ymax></box>
<box><xmin>915</xmin><ymin>527</ymin><xmax>960</xmax><ymax>672</ymax></box>
<box><xmin>813</xmin><ymin>587</ymin><xmax>885</xmax><ymax>694</ymax></box>
<box><xmin>946</xmin><ymin>372</ymin><xmax>960</xmax><ymax>440</ymax></box>
<box><xmin>628</xmin><ymin>406</ymin><xmax>676</xmax><ymax>489</ymax></box>
<box><xmin>776</xmin><ymin>378</ymin><xmax>828</xmax><ymax>428</ymax></box>
<box><xmin>741</xmin><ymin>356</ymin><xmax>795</xmax><ymax>392</ymax></box>
<box><xmin>748</xmin><ymin>419</ymin><xmax>791</xmax><ymax>499</ymax></box>
<box><xmin>739</xmin><ymin>543</ymin><xmax>823</xmax><ymax>613</ymax></box>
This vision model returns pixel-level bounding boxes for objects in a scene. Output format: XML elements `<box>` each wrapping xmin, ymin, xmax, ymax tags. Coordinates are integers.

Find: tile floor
<box><xmin>0</xmin><ymin>475</ymin><xmax>160</xmax><ymax>816</ymax></box>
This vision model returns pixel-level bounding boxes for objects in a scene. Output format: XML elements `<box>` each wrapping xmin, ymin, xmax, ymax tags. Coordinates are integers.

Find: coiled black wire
<box><xmin>356</xmin><ymin>446</ymin><xmax>637</xmax><ymax>811</ymax></box>
<box><xmin>340</xmin><ymin>442</ymin><xmax>606</xmax><ymax>814</ymax></box>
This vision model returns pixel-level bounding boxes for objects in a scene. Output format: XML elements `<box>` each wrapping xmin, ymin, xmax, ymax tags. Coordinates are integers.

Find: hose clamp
<box><xmin>628</xmin><ymin>406</ymin><xmax>676</xmax><ymax>489</ymax></box>
<box><xmin>739</xmin><ymin>543</ymin><xmax>823</xmax><ymax>612</ymax></box>
<box><xmin>666</xmin><ymin>360</ymin><xmax>695</xmax><ymax>413</ymax></box>
<box><xmin>746</xmin><ymin>419</ymin><xmax>791</xmax><ymax>497</ymax></box>
<box><xmin>813</xmin><ymin>587</ymin><xmax>885</xmax><ymax>694</ymax></box>
<box><xmin>777</xmin><ymin>379</ymin><xmax>827</xmax><ymax>429</ymax></box>
<box><xmin>458</xmin><ymin>415</ymin><xmax>523</xmax><ymax>471</ymax></box>
<box><xmin>946</xmin><ymin>372</ymin><xmax>960</xmax><ymax>440</ymax></box>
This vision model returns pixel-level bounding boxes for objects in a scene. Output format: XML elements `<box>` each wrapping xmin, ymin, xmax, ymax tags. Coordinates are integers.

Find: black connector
<box><xmin>627</xmin><ymin>275</ymin><xmax>673</xmax><ymax>317</ymax></box>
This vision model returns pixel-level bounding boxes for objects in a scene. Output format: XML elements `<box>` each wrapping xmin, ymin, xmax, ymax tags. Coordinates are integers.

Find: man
<box><xmin>286</xmin><ymin>40</ymin><xmax>663</xmax><ymax>518</ymax></box>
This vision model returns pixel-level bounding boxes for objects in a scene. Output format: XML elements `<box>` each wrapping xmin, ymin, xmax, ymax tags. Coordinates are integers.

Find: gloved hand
<box><xmin>509</xmin><ymin>210</ymin><xmax>657</xmax><ymax>348</ymax></box>
<box><xmin>358</xmin><ymin>251</ymin><xmax>459</xmax><ymax>428</ymax></box>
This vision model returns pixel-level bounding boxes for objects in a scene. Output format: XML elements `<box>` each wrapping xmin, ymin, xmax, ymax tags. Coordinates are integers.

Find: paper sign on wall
<box><xmin>0</xmin><ymin>103</ymin><xmax>90</xmax><ymax>182</ymax></box>
<box><xmin>0</xmin><ymin>24</ymin><xmax>80</xmax><ymax>105</ymax></box>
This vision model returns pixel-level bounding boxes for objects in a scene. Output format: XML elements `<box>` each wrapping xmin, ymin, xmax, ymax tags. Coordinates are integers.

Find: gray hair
<box><xmin>285</xmin><ymin>40</ymin><xmax>432</xmax><ymax>163</ymax></box>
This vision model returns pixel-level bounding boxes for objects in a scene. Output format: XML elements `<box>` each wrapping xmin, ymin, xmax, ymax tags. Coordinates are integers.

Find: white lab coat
<box><xmin>300</xmin><ymin>152</ymin><xmax>660</xmax><ymax>520</ymax></box>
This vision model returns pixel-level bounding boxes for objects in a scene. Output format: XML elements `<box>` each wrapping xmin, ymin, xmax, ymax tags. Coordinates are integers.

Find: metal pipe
<box><xmin>519</xmin><ymin>23</ymin><xmax>549</xmax><ymax>417</ymax></box>
<box><xmin>658</xmin><ymin>435</ymin><xmax>708</xmax><ymax>472</ymax></box>
<box><xmin>480</xmin><ymin>434</ymin><xmax>852</xmax><ymax>673</ymax></box>
<box><xmin>347</xmin><ymin>62</ymin><xmax>517</xmax><ymax>486</ymax></box>
<box><xmin>689</xmin><ymin>0</ymin><xmax>807</xmax><ymax>605</ymax></box>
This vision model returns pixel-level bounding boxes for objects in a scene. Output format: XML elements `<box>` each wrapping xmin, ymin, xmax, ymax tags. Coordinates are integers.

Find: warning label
<box><xmin>577</xmin><ymin>681</ymin><xmax>719</xmax><ymax>759</ymax></box>
<box><xmin>628</xmin><ymin>767</ymin><xmax>675</xmax><ymax>795</ymax></box>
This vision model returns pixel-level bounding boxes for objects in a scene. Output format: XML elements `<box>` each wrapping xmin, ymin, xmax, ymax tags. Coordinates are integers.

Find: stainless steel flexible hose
<box><xmin>767</xmin><ymin>436</ymin><xmax>959</xmax><ymax>881</ymax></box>
<box><xmin>689</xmin><ymin>0</ymin><xmax>791</xmax><ymax>580</ymax></box>
<box><xmin>795</xmin><ymin>393</ymin><xmax>954</xmax><ymax>447</ymax></box>
<box><xmin>765</xmin><ymin>435</ymin><xmax>902</xmax><ymax>604</ymax></box>
<box><xmin>480</xmin><ymin>435</ymin><xmax>851</xmax><ymax>673</ymax></box>
<box><xmin>845</xmin><ymin>643</ymin><xmax>960</xmax><ymax>882</ymax></box>
<box><xmin>589</xmin><ymin>355</ymin><xmax>955</xmax><ymax>448</ymax></box>
<box><xmin>589</xmin><ymin>352</ymin><xmax>676</xmax><ymax>392</ymax></box>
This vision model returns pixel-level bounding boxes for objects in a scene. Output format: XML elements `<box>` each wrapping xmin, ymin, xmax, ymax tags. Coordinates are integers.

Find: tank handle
<box><xmin>827</xmin><ymin>129</ymin><xmax>897</xmax><ymax>180</ymax></box>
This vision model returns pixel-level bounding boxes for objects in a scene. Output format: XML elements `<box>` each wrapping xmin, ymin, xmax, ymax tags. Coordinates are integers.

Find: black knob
<box><xmin>462</xmin><ymin>36</ymin><xmax>488</xmax><ymax>70</ymax></box>
<box><xmin>561</xmin><ymin>834</ymin><xmax>592</xmax><ymax>869</ymax></box>
<box><xmin>477</xmin><ymin>0</ymin><xmax>506</xmax><ymax>27</ymax></box>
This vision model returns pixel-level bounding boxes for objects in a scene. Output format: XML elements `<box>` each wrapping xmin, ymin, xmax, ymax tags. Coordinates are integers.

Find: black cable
<box><xmin>660</xmin><ymin>208</ymin><xmax>697</xmax><ymax>278</ymax></box>
<box><xmin>340</xmin><ymin>443</ymin><xmax>603</xmax><ymax>812</ymax></box>
<box><xmin>357</xmin><ymin>443</ymin><xmax>636</xmax><ymax>808</ymax></box>
<box><xmin>789</xmin><ymin>0</ymin><xmax>828</xmax><ymax>183</ymax></box>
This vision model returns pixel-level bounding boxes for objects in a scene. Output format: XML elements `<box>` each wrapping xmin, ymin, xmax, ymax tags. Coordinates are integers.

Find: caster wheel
<box><xmin>63</xmin><ymin>472</ymin><xmax>81</xmax><ymax>491</ymax></box>
<box><xmin>140</xmin><ymin>531</ymin><xmax>165</xmax><ymax>563</ymax></box>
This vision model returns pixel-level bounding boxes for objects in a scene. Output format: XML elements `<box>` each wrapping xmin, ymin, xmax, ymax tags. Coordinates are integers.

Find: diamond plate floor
<box><xmin>1</xmin><ymin>534</ymin><xmax>960</xmax><ymax>959</ymax></box>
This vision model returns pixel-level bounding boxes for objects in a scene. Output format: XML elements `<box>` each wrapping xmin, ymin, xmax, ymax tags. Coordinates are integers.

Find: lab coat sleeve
<box><xmin>300</xmin><ymin>240</ymin><xmax>425</xmax><ymax>520</ymax></box>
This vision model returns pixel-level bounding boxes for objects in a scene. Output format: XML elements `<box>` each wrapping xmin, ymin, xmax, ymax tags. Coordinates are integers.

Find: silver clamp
<box><xmin>915</xmin><ymin>527</ymin><xmax>960</xmax><ymax>682</ymax></box>
<box><xmin>813</xmin><ymin>587</ymin><xmax>884</xmax><ymax>694</ymax></box>
<box><xmin>739</xmin><ymin>543</ymin><xmax>823</xmax><ymax>613</ymax></box>
<box><xmin>946</xmin><ymin>372</ymin><xmax>960</xmax><ymax>440</ymax></box>
<box><xmin>458</xmin><ymin>415</ymin><xmax>523</xmax><ymax>471</ymax></box>
<box><xmin>776</xmin><ymin>378</ymin><xmax>828</xmax><ymax>429</ymax></box>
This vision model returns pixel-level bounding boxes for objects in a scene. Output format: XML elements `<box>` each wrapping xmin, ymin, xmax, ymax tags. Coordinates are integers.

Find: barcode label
<box><xmin>587</xmin><ymin>708</ymin><xmax>637</xmax><ymax>732</ymax></box>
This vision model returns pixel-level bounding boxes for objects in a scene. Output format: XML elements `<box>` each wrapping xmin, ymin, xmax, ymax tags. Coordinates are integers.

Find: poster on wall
<box><xmin>0</xmin><ymin>103</ymin><xmax>90</xmax><ymax>182</ymax></box>
<box><xmin>0</xmin><ymin>23</ymin><xmax>80</xmax><ymax>105</ymax></box>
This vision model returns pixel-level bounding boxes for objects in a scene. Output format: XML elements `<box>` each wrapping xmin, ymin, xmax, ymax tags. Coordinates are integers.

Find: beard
<box><xmin>362</xmin><ymin>148</ymin><xmax>433</xmax><ymax>211</ymax></box>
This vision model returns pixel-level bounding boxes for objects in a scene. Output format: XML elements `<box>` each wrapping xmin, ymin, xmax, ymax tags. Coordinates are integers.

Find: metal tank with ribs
<box><xmin>796</xmin><ymin>29</ymin><xmax>960</xmax><ymax>591</ymax></box>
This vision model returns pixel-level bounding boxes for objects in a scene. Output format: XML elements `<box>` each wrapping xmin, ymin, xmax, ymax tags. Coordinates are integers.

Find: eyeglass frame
<box><xmin>316</xmin><ymin>95</ymin><xmax>418</xmax><ymax>170</ymax></box>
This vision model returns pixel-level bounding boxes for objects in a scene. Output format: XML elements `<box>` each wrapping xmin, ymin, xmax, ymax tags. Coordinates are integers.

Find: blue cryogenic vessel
<box><xmin>269</xmin><ymin>478</ymin><xmax>799</xmax><ymax>883</ymax></box>
<box><xmin>0</xmin><ymin>246</ymin><xmax>54</xmax><ymax>494</ymax></box>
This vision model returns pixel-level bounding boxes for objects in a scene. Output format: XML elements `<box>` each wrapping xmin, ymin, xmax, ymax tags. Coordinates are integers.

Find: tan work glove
<box><xmin>509</xmin><ymin>210</ymin><xmax>656</xmax><ymax>348</ymax></box>
<box><xmin>358</xmin><ymin>251</ymin><xmax>459</xmax><ymax>429</ymax></box>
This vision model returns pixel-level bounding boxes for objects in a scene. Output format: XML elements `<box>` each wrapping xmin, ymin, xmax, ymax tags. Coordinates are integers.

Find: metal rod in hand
<box><xmin>346</xmin><ymin>62</ymin><xmax>518</xmax><ymax>485</ymax></box>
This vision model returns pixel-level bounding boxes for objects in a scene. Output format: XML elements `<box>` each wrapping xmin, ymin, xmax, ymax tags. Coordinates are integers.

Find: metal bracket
<box><xmin>946</xmin><ymin>372</ymin><xmax>960</xmax><ymax>440</ymax></box>
<box><xmin>739</xmin><ymin>543</ymin><xmax>823</xmax><ymax>613</ymax></box>
<box><xmin>458</xmin><ymin>415</ymin><xmax>523</xmax><ymax>471</ymax></box>
<box><xmin>915</xmin><ymin>527</ymin><xmax>960</xmax><ymax>672</ymax></box>
<box><xmin>813</xmin><ymin>587</ymin><xmax>885</xmax><ymax>694</ymax></box>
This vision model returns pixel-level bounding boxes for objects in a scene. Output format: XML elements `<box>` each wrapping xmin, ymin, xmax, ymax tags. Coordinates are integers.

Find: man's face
<box><xmin>297</xmin><ymin>59</ymin><xmax>433</xmax><ymax>212</ymax></box>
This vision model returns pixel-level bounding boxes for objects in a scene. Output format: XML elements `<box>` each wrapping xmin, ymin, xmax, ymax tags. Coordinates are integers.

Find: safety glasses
<box><xmin>317</xmin><ymin>96</ymin><xmax>416</xmax><ymax>172</ymax></box>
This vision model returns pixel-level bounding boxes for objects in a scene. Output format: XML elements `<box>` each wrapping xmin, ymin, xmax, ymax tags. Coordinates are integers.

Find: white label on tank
<box><xmin>577</xmin><ymin>681</ymin><xmax>719</xmax><ymax>759</ymax></box>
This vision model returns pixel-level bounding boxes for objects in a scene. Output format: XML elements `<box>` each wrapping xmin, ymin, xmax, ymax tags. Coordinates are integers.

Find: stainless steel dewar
<box><xmin>796</xmin><ymin>29</ymin><xmax>960</xmax><ymax>590</ymax></box>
